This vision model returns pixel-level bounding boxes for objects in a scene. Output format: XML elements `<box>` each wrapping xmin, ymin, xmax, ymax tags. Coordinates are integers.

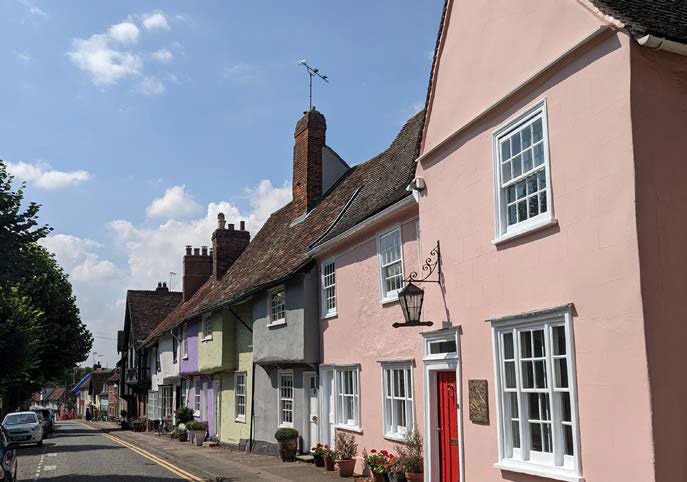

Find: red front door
<box><xmin>438</xmin><ymin>371</ymin><xmax>459</xmax><ymax>482</ymax></box>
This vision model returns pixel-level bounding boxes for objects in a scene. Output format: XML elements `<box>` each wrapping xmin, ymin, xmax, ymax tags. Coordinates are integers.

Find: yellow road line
<box><xmin>74</xmin><ymin>422</ymin><xmax>202</xmax><ymax>481</ymax></box>
<box><xmin>101</xmin><ymin>433</ymin><xmax>203</xmax><ymax>481</ymax></box>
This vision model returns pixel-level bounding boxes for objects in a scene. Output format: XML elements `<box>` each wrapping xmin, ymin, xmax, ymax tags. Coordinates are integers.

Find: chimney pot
<box><xmin>217</xmin><ymin>212</ymin><xmax>226</xmax><ymax>230</ymax></box>
<box><xmin>240</xmin><ymin>221</ymin><xmax>245</xmax><ymax>231</ymax></box>
<box><xmin>228</xmin><ymin>223</ymin><xmax>234</xmax><ymax>231</ymax></box>
<box><xmin>162</xmin><ymin>282</ymin><xmax>167</xmax><ymax>288</ymax></box>
<box><xmin>157</xmin><ymin>282</ymin><xmax>162</xmax><ymax>288</ymax></box>
<box><xmin>194</xmin><ymin>248</ymin><xmax>200</xmax><ymax>256</ymax></box>
<box><xmin>201</xmin><ymin>246</ymin><xmax>208</xmax><ymax>256</ymax></box>
<box><xmin>186</xmin><ymin>245</ymin><xmax>192</xmax><ymax>255</ymax></box>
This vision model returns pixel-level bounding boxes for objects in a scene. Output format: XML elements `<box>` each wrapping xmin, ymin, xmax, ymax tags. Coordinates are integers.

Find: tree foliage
<box><xmin>0</xmin><ymin>161</ymin><xmax>93</xmax><ymax>414</ymax></box>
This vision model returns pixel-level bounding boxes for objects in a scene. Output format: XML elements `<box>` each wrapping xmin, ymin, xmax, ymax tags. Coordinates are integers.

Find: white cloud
<box><xmin>222</xmin><ymin>63</ymin><xmax>257</xmax><ymax>82</ymax></box>
<box><xmin>18</xmin><ymin>0</ymin><xmax>46</xmax><ymax>17</ymax></box>
<box><xmin>108</xmin><ymin>22</ymin><xmax>139</xmax><ymax>44</ymax></box>
<box><xmin>142</xmin><ymin>11</ymin><xmax>170</xmax><ymax>31</ymax></box>
<box><xmin>151</xmin><ymin>48</ymin><xmax>173</xmax><ymax>63</ymax></box>
<box><xmin>6</xmin><ymin>160</ymin><xmax>92</xmax><ymax>189</ymax></box>
<box><xmin>146</xmin><ymin>185</ymin><xmax>201</xmax><ymax>219</ymax></box>
<box><xmin>16</xmin><ymin>52</ymin><xmax>31</xmax><ymax>63</ymax></box>
<box><xmin>243</xmin><ymin>180</ymin><xmax>292</xmax><ymax>227</ymax></box>
<box><xmin>138</xmin><ymin>76</ymin><xmax>165</xmax><ymax>95</ymax></box>
<box><xmin>67</xmin><ymin>31</ymin><xmax>142</xmax><ymax>86</ymax></box>
<box><xmin>39</xmin><ymin>233</ymin><xmax>125</xmax><ymax>368</ymax></box>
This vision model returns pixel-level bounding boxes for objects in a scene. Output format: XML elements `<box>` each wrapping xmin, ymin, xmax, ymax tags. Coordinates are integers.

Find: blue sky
<box><xmin>1</xmin><ymin>0</ymin><xmax>442</xmax><ymax>367</ymax></box>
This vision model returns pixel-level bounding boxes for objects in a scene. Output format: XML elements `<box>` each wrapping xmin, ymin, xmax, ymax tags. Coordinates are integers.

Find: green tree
<box><xmin>0</xmin><ymin>161</ymin><xmax>93</xmax><ymax>414</ymax></box>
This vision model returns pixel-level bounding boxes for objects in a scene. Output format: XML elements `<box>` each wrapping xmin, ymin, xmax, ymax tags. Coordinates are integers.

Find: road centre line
<box><xmin>100</xmin><ymin>433</ymin><xmax>203</xmax><ymax>481</ymax></box>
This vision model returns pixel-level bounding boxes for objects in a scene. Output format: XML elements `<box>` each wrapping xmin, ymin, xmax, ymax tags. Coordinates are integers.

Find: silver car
<box><xmin>1</xmin><ymin>412</ymin><xmax>43</xmax><ymax>447</ymax></box>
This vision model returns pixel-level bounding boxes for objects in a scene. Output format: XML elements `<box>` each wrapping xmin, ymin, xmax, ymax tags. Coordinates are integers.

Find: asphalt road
<box><xmin>14</xmin><ymin>420</ymin><xmax>185</xmax><ymax>481</ymax></box>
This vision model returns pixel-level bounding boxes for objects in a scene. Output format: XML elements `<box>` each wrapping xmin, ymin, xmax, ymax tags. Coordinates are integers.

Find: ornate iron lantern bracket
<box><xmin>392</xmin><ymin>241</ymin><xmax>442</xmax><ymax>328</ymax></box>
<box><xmin>407</xmin><ymin>241</ymin><xmax>442</xmax><ymax>285</ymax></box>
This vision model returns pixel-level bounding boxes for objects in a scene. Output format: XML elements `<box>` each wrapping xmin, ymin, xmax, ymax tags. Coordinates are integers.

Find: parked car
<box><xmin>1</xmin><ymin>412</ymin><xmax>43</xmax><ymax>447</ymax></box>
<box><xmin>32</xmin><ymin>409</ymin><xmax>53</xmax><ymax>434</ymax></box>
<box><xmin>0</xmin><ymin>426</ymin><xmax>18</xmax><ymax>482</ymax></box>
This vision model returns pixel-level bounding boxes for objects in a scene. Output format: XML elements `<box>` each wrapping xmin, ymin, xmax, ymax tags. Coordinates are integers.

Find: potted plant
<box><xmin>322</xmin><ymin>444</ymin><xmax>336</xmax><ymax>471</ymax></box>
<box><xmin>396</xmin><ymin>429</ymin><xmax>423</xmax><ymax>481</ymax></box>
<box><xmin>175</xmin><ymin>407</ymin><xmax>194</xmax><ymax>442</ymax></box>
<box><xmin>311</xmin><ymin>443</ymin><xmax>326</xmax><ymax>467</ymax></box>
<box><xmin>363</xmin><ymin>448</ymin><xmax>395</xmax><ymax>482</ymax></box>
<box><xmin>119</xmin><ymin>410</ymin><xmax>128</xmax><ymax>430</ymax></box>
<box><xmin>186</xmin><ymin>421</ymin><xmax>207</xmax><ymax>446</ymax></box>
<box><xmin>275</xmin><ymin>428</ymin><xmax>299</xmax><ymax>461</ymax></box>
<box><xmin>334</xmin><ymin>432</ymin><xmax>358</xmax><ymax>477</ymax></box>
<box><xmin>387</xmin><ymin>460</ymin><xmax>407</xmax><ymax>482</ymax></box>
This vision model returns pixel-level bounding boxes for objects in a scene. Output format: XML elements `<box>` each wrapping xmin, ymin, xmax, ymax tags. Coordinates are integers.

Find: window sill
<box><xmin>322</xmin><ymin>311</ymin><xmax>337</xmax><ymax>320</ymax></box>
<box><xmin>380</xmin><ymin>295</ymin><xmax>399</xmax><ymax>306</ymax></box>
<box><xmin>182</xmin><ymin>355</ymin><xmax>188</xmax><ymax>360</ymax></box>
<box><xmin>383</xmin><ymin>433</ymin><xmax>408</xmax><ymax>443</ymax></box>
<box><xmin>335</xmin><ymin>424</ymin><xmax>363</xmax><ymax>434</ymax></box>
<box><xmin>493</xmin><ymin>217</ymin><xmax>557</xmax><ymax>246</ymax></box>
<box><xmin>267</xmin><ymin>320</ymin><xmax>287</xmax><ymax>328</ymax></box>
<box><xmin>278</xmin><ymin>423</ymin><xmax>294</xmax><ymax>429</ymax></box>
<box><xmin>235</xmin><ymin>416</ymin><xmax>246</xmax><ymax>424</ymax></box>
<box><xmin>202</xmin><ymin>336</ymin><xmax>213</xmax><ymax>342</ymax></box>
<box><xmin>494</xmin><ymin>461</ymin><xmax>583</xmax><ymax>482</ymax></box>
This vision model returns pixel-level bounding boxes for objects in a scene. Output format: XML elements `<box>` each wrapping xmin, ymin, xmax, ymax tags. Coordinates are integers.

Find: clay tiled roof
<box><xmin>143</xmin><ymin>110</ymin><xmax>425</xmax><ymax>344</ymax></box>
<box><xmin>126</xmin><ymin>288</ymin><xmax>182</xmax><ymax>348</ymax></box>
<box><xmin>105</xmin><ymin>369</ymin><xmax>120</xmax><ymax>383</ymax></box>
<box><xmin>590</xmin><ymin>0</ymin><xmax>687</xmax><ymax>43</ymax></box>
<box><xmin>89</xmin><ymin>369</ymin><xmax>114</xmax><ymax>396</ymax></box>
<box><xmin>48</xmin><ymin>387</ymin><xmax>65</xmax><ymax>401</ymax></box>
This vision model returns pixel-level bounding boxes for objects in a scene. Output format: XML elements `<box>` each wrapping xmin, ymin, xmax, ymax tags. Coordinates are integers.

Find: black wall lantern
<box><xmin>393</xmin><ymin>241</ymin><xmax>441</xmax><ymax>328</ymax></box>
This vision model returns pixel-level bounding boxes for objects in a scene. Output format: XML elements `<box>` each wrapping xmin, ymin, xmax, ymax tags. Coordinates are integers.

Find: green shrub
<box><xmin>275</xmin><ymin>428</ymin><xmax>299</xmax><ymax>442</ymax></box>
<box><xmin>175</xmin><ymin>407</ymin><xmax>194</xmax><ymax>425</ymax></box>
<box><xmin>185</xmin><ymin>421</ymin><xmax>207</xmax><ymax>431</ymax></box>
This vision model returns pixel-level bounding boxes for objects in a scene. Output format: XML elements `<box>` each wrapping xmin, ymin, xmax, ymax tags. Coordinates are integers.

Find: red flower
<box><xmin>370</xmin><ymin>449</ymin><xmax>377</xmax><ymax>454</ymax></box>
<box><xmin>324</xmin><ymin>445</ymin><xmax>329</xmax><ymax>449</ymax></box>
<box><xmin>317</xmin><ymin>443</ymin><xmax>322</xmax><ymax>448</ymax></box>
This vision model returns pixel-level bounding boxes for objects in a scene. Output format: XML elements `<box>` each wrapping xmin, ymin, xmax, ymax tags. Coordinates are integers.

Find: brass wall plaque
<box><xmin>468</xmin><ymin>379</ymin><xmax>489</xmax><ymax>424</ymax></box>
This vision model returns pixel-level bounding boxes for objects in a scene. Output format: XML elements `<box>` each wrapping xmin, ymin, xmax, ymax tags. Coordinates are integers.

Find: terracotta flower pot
<box><xmin>324</xmin><ymin>457</ymin><xmax>336</xmax><ymax>472</ymax></box>
<box><xmin>336</xmin><ymin>459</ymin><xmax>356</xmax><ymax>477</ymax></box>
<box><xmin>313</xmin><ymin>454</ymin><xmax>325</xmax><ymax>467</ymax></box>
<box><xmin>278</xmin><ymin>438</ymin><xmax>298</xmax><ymax>462</ymax></box>
<box><xmin>405</xmin><ymin>472</ymin><xmax>423</xmax><ymax>481</ymax></box>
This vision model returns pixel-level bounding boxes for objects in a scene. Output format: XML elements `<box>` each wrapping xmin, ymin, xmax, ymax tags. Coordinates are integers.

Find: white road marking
<box><xmin>47</xmin><ymin>453</ymin><xmax>57</xmax><ymax>457</ymax></box>
<box><xmin>43</xmin><ymin>465</ymin><xmax>56</xmax><ymax>471</ymax></box>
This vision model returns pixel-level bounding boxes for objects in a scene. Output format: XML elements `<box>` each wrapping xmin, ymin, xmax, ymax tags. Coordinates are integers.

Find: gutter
<box><xmin>638</xmin><ymin>34</ymin><xmax>687</xmax><ymax>56</ymax></box>
<box><xmin>307</xmin><ymin>194</ymin><xmax>417</xmax><ymax>257</ymax></box>
<box><xmin>415</xmin><ymin>25</ymin><xmax>612</xmax><ymax>166</ymax></box>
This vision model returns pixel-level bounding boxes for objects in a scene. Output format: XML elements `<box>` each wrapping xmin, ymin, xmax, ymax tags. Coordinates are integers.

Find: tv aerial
<box><xmin>298</xmin><ymin>59</ymin><xmax>328</xmax><ymax>110</ymax></box>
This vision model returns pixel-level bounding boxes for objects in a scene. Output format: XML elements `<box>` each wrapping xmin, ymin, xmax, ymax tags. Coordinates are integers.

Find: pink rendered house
<box><xmin>309</xmin><ymin>112</ymin><xmax>426</xmax><ymax>474</ymax></box>
<box><xmin>415</xmin><ymin>1</ymin><xmax>687</xmax><ymax>482</ymax></box>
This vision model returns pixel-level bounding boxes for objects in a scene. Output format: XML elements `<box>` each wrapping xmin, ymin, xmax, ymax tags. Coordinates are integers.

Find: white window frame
<box><xmin>376</xmin><ymin>226</ymin><xmax>405</xmax><ymax>303</ymax></box>
<box><xmin>182</xmin><ymin>323</ymin><xmax>188</xmax><ymax>359</ymax></box>
<box><xmin>235</xmin><ymin>372</ymin><xmax>247</xmax><ymax>422</ymax></box>
<box><xmin>321</xmin><ymin>259</ymin><xmax>337</xmax><ymax>318</ymax></box>
<box><xmin>381</xmin><ymin>362</ymin><xmax>414</xmax><ymax>441</ymax></box>
<box><xmin>267</xmin><ymin>286</ymin><xmax>286</xmax><ymax>327</ymax></box>
<box><xmin>335</xmin><ymin>365</ymin><xmax>361</xmax><ymax>431</ymax></box>
<box><xmin>193</xmin><ymin>377</ymin><xmax>201</xmax><ymax>416</ymax></box>
<box><xmin>278</xmin><ymin>370</ymin><xmax>294</xmax><ymax>428</ymax></box>
<box><xmin>492</xmin><ymin>99</ymin><xmax>555</xmax><ymax>245</ymax></box>
<box><xmin>202</xmin><ymin>314</ymin><xmax>213</xmax><ymax>341</ymax></box>
<box><xmin>181</xmin><ymin>379</ymin><xmax>187</xmax><ymax>408</ymax></box>
<box><xmin>491</xmin><ymin>305</ymin><xmax>582</xmax><ymax>482</ymax></box>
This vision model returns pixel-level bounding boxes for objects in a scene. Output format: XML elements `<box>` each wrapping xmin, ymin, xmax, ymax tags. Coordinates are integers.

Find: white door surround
<box><xmin>303</xmin><ymin>372</ymin><xmax>319</xmax><ymax>451</ymax></box>
<box><xmin>318</xmin><ymin>366</ymin><xmax>336</xmax><ymax>448</ymax></box>
<box><xmin>421</xmin><ymin>328</ymin><xmax>465</xmax><ymax>482</ymax></box>
<box><xmin>213</xmin><ymin>379</ymin><xmax>221</xmax><ymax>439</ymax></box>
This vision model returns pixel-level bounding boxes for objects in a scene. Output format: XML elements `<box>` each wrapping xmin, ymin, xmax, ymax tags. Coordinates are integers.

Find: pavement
<box><xmin>15</xmin><ymin>420</ymin><xmax>184</xmax><ymax>481</ymax></box>
<box><xmin>81</xmin><ymin>420</ymin><xmax>351</xmax><ymax>481</ymax></box>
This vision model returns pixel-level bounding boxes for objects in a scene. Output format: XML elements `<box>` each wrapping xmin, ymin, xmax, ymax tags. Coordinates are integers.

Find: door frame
<box><xmin>318</xmin><ymin>365</ymin><xmax>336</xmax><ymax>448</ymax></box>
<box><xmin>303</xmin><ymin>371</ymin><xmax>318</xmax><ymax>452</ymax></box>
<box><xmin>422</xmin><ymin>328</ymin><xmax>465</xmax><ymax>482</ymax></box>
<box><xmin>213</xmin><ymin>378</ymin><xmax>221</xmax><ymax>439</ymax></box>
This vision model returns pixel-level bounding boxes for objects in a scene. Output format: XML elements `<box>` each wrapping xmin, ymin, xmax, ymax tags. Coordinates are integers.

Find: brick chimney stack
<box><xmin>212</xmin><ymin>213</ymin><xmax>250</xmax><ymax>280</ymax></box>
<box><xmin>183</xmin><ymin>244</ymin><xmax>212</xmax><ymax>302</ymax></box>
<box><xmin>292</xmin><ymin>107</ymin><xmax>326</xmax><ymax>217</ymax></box>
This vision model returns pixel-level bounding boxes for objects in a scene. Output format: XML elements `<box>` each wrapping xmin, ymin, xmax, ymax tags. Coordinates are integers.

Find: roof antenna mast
<box><xmin>298</xmin><ymin>59</ymin><xmax>328</xmax><ymax>110</ymax></box>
